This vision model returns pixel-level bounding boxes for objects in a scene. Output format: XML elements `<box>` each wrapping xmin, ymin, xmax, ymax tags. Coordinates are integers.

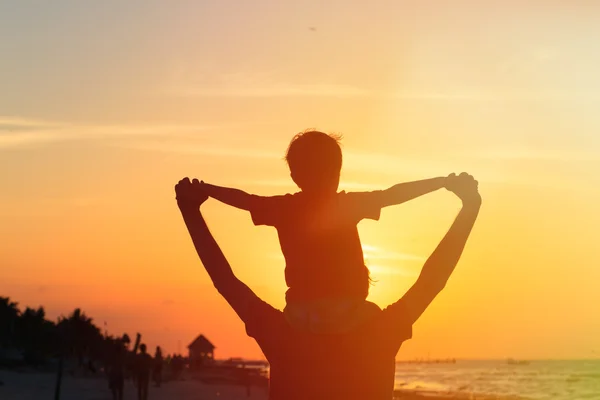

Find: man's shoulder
<box><xmin>252</xmin><ymin>192</ymin><xmax>299</xmax><ymax>208</ymax></box>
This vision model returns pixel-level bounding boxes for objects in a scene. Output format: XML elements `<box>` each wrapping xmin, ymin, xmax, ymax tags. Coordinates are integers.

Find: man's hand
<box><xmin>175</xmin><ymin>177</ymin><xmax>208</xmax><ymax>211</ymax></box>
<box><xmin>445</xmin><ymin>172</ymin><xmax>481</xmax><ymax>205</ymax></box>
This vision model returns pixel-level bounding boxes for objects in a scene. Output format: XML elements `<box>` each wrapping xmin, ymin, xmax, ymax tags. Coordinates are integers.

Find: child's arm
<box><xmin>344</xmin><ymin>176</ymin><xmax>452</xmax><ymax>222</ymax></box>
<box><xmin>201</xmin><ymin>182</ymin><xmax>286</xmax><ymax>227</ymax></box>
<box><xmin>200</xmin><ymin>182</ymin><xmax>254</xmax><ymax>211</ymax></box>
<box><xmin>378</xmin><ymin>176</ymin><xmax>448</xmax><ymax>208</ymax></box>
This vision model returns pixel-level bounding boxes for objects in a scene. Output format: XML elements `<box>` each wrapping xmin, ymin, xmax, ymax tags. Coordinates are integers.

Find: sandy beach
<box><xmin>0</xmin><ymin>369</ymin><xmax>519</xmax><ymax>400</ymax></box>
<box><xmin>0</xmin><ymin>369</ymin><xmax>268</xmax><ymax>400</ymax></box>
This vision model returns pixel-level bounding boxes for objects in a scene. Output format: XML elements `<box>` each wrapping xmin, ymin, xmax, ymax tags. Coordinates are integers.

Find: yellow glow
<box><xmin>1</xmin><ymin>2</ymin><xmax>599</xmax><ymax>360</ymax></box>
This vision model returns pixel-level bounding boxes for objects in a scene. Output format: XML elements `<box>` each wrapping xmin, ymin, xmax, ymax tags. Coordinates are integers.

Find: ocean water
<box><xmin>394</xmin><ymin>359</ymin><xmax>600</xmax><ymax>399</ymax></box>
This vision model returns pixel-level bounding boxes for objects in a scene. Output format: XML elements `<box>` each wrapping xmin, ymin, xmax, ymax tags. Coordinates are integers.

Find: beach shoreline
<box><xmin>393</xmin><ymin>389</ymin><xmax>521</xmax><ymax>399</ymax></box>
<box><xmin>0</xmin><ymin>369</ymin><xmax>523</xmax><ymax>400</ymax></box>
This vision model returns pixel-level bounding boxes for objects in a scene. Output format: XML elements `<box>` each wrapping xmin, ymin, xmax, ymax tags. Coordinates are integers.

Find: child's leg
<box><xmin>284</xmin><ymin>298</ymin><xmax>380</xmax><ymax>334</ymax></box>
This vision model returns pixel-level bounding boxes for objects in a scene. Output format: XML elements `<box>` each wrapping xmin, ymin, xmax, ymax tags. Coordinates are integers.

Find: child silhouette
<box><xmin>200</xmin><ymin>130</ymin><xmax>455</xmax><ymax>333</ymax></box>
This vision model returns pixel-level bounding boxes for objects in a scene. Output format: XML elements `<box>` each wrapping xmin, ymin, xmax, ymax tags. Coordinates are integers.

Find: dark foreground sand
<box><xmin>0</xmin><ymin>370</ymin><xmax>519</xmax><ymax>400</ymax></box>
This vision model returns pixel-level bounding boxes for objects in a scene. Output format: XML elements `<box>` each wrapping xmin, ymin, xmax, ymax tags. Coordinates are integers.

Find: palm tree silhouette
<box><xmin>18</xmin><ymin>306</ymin><xmax>56</xmax><ymax>365</ymax></box>
<box><xmin>0</xmin><ymin>297</ymin><xmax>20</xmax><ymax>347</ymax></box>
<box><xmin>57</xmin><ymin>308</ymin><xmax>103</xmax><ymax>368</ymax></box>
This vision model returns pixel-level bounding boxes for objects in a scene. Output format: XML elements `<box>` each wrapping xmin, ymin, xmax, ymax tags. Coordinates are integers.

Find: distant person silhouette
<box><xmin>171</xmin><ymin>354</ymin><xmax>184</xmax><ymax>380</ymax></box>
<box><xmin>134</xmin><ymin>344</ymin><xmax>153</xmax><ymax>400</ymax></box>
<box><xmin>175</xmin><ymin>171</ymin><xmax>481</xmax><ymax>400</ymax></box>
<box><xmin>153</xmin><ymin>346</ymin><xmax>163</xmax><ymax>387</ymax></box>
<box><xmin>200</xmin><ymin>130</ymin><xmax>454</xmax><ymax>333</ymax></box>
<box><xmin>107</xmin><ymin>343</ymin><xmax>125</xmax><ymax>400</ymax></box>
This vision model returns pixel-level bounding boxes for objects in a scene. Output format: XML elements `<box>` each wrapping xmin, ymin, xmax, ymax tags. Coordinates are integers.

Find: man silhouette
<box><xmin>135</xmin><ymin>344</ymin><xmax>152</xmax><ymax>400</ymax></box>
<box><xmin>200</xmin><ymin>130</ymin><xmax>456</xmax><ymax>334</ymax></box>
<box><xmin>175</xmin><ymin>173</ymin><xmax>481</xmax><ymax>400</ymax></box>
<box><xmin>107</xmin><ymin>343</ymin><xmax>125</xmax><ymax>400</ymax></box>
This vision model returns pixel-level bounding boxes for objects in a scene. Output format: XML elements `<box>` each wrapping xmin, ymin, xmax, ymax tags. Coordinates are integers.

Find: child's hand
<box><xmin>444</xmin><ymin>173</ymin><xmax>459</xmax><ymax>191</ymax></box>
<box><xmin>444</xmin><ymin>172</ymin><xmax>468</xmax><ymax>192</ymax></box>
<box><xmin>445</xmin><ymin>173</ymin><xmax>481</xmax><ymax>205</ymax></box>
<box><xmin>175</xmin><ymin>177</ymin><xmax>208</xmax><ymax>211</ymax></box>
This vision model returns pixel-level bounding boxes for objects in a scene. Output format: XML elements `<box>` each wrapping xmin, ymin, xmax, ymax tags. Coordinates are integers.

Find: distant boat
<box><xmin>507</xmin><ymin>358</ymin><xmax>530</xmax><ymax>365</ymax></box>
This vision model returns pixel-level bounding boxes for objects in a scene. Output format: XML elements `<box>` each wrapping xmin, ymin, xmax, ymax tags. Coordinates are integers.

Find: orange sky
<box><xmin>1</xmin><ymin>1</ymin><xmax>599</xmax><ymax>360</ymax></box>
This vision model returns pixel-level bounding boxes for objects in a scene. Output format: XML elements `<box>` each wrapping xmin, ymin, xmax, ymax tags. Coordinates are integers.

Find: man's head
<box><xmin>140</xmin><ymin>344</ymin><xmax>147</xmax><ymax>354</ymax></box>
<box><xmin>285</xmin><ymin>130</ymin><xmax>343</xmax><ymax>194</ymax></box>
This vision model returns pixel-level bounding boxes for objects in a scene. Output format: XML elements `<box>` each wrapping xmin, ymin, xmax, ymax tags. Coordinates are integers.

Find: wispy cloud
<box><xmin>119</xmin><ymin>140</ymin><xmax>281</xmax><ymax>159</ymax></box>
<box><xmin>244</xmin><ymin>179</ymin><xmax>383</xmax><ymax>191</ymax></box>
<box><xmin>266</xmin><ymin>244</ymin><xmax>422</xmax><ymax>277</ymax></box>
<box><xmin>344</xmin><ymin>151</ymin><xmax>449</xmax><ymax>177</ymax></box>
<box><xmin>497</xmin><ymin>46</ymin><xmax>561</xmax><ymax>77</ymax></box>
<box><xmin>0</xmin><ymin>116</ymin><xmax>66</xmax><ymax>129</ymax></box>
<box><xmin>362</xmin><ymin>244</ymin><xmax>424</xmax><ymax>262</ymax></box>
<box><xmin>0</xmin><ymin>196</ymin><xmax>115</xmax><ymax>215</ymax></box>
<box><xmin>465</xmin><ymin>148</ymin><xmax>600</xmax><ymax>162</ymax></box>
<box><xmin>367</xmin><ymin>264</ymin><xmax>418</xmax><ymax>277</ymax></box>
<box><xmin>0</xmin><ymin>116</ymin><xmax>250</xmax><ymax>150</ymax></box>
<box><xmin>165</xmin><ymin>76</ymin><xmax>490</xmax><ymax>101</ymax></box>
<box><xmin>163</xmin><ymin>67</ymin><xmax>373</xmax><ymax>98</ymax></box>
<box><xmin>162</xmin><ymin>69</ymin><xmax>600</xmax><ymax>102</ymax></box>
<box><xmin>168</xmin><ymin>82</ymin><xmax>371</xmax><ymax>98</ymax></box>
<box><xmin>394</xmin><ymin>89</ymin><xmax>600</xmax><ymax>102</ymax></box>
<box><xmin>363</xmin><ymin>244</ymin><xmax>423</xmax><ymax>277</ymax></box>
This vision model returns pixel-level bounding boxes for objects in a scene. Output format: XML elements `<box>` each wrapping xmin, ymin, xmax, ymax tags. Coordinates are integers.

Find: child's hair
<box><xmin>285</xmin><ymin>129</ymin><xmax>343</xmax><ymax>192</ymax></box>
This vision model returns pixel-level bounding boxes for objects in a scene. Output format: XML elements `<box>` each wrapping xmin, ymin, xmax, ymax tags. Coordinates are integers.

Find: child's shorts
<box><xmin>283</xmin><ymin>298</ymin><xmax>381</xmax><ymax>334</ymax></box>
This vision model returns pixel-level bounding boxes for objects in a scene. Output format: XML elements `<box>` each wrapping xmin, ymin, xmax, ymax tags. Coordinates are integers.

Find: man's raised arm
<box><xmin>392</xmin><ymin>173</ymin><xmax>482</xmax><ymax>325</ymax></box>
<box><xmin>176</xmin><ymin>178</ymin><xmax>259</xmax><ymax>321</ymax></box>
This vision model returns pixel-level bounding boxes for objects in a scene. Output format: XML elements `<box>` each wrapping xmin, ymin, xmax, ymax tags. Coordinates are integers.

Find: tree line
<box><xmin>0</xmin><ymin>296</ymin><xmax>173</xmax><ymax>369</ymax></box>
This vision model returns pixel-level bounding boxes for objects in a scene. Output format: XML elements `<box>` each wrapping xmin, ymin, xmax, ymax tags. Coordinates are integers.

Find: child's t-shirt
<box><xmin>249</xmin><ymin>190</ymin><xmax>385</xmax><ymax>302</ymax></box>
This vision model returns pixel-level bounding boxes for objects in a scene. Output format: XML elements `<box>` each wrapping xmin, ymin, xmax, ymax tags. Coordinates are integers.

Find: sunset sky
<box><xmin>1</xmin><ymin>1</ymin><xmax>599</xmax><ymax>360</ymax></box>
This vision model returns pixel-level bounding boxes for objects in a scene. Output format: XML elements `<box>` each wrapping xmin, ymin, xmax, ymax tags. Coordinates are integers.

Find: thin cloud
<box><xmin>162</xmin><ymin>69</ymin><xmax>600</xmax><ymax>102</ymax></box>
<box><xmin>165</xmin><ymin>78</ymin><xmax>489</xmax><ymax>101</ymax></box>
<box><xmin>344</xmin><ymin>151</ymin><xmax>448</xmax><ymax>177</ymax></box>
<box><xmin>266</xmin><ymin>243</ymin><xmax>423</xmax><ymax>272</ymax></box>
<box><xmin>245</xmin><ymin>179</ymin><xmax>383</xmax><ymax>191</ymax></box>
<box><xmin>362</xmin><ymin>244</ymin><xmax>423</xmax><ymax>277</ymax></box>
<box><xmin>119</xmin><ymin>140</ymin><xmax>281</xmax><ymax>159</ymax></box>
<box><xmin>0</xmin><ymin>116</ymin><xmax>66</xmax><ymax>129</ymax></box>
<box><xmin>338</xmin><ymin>181</ymin><xmax>386</xmax><ymax>191</ymax></box>
<box><xmin>395</xmin><ymin>89</ymin><xmax>600</xmax><ymax>102</ymax></box>
<box><xmin>498</xmin><ymin>46</ymin><xmax>560</xmax><ymax>77</ymax></box>
<box><xmin>162</xmin><ymin>68</ymin><xmax>371</xmax><ymax>98</ymax></box>
<box><xmin>0</xmin><ymin>197</ymin><xmax>116</xmax><ymax>215</ymax></box>
<box><xmin>0</xmin><ymin>131</ymin><xmax>71</xmax><ymax>148</ymax></box>
<box><xmin>245</xmin><ymin>179</ymin><xmax>295</xmax><ymax>188</ymax></box>
<box><xmin>362</xmin><ymin>244</ymin><xmax>424</xmax><ymax>262</ymax></box>
<box><xmin>466</xmin><ymin>148</ymin><xmax>600</xmax><ymax>162</ymax></box>
<box><xmin>0</xmin><ymin>116</ymin><xmax>240</xmax><ymax>150</ymax></box>
<box><xmin>167</xmin><ymin>82</ymin><xmax>371</xmax><ymax>98</ymax></box>
<box><xmin>391</xmin><ymin>91</ymin><xmax>491</xmax><ymax>101</ymax></box>
<box><xmin>368</xmin><ymin>264</ymin><xmax>418</xmax><ymax>277</ymax></box>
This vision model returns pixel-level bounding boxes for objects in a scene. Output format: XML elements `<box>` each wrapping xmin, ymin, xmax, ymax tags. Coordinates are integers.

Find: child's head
<box><xmin>285</xmin><ymin>130</ymin><xmax>343</xmax><ymax>194</ymax></box>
